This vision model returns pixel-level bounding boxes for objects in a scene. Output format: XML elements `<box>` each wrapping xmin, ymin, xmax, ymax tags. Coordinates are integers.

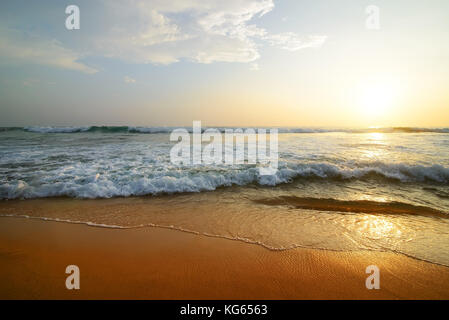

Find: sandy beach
<box><xmin>1</xmin><ymin>216</ymin><xmax>448</xmax><ymax>300</ymax></box>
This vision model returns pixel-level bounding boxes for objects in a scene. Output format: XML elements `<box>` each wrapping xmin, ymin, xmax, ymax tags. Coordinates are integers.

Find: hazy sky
<box><xmin>0</xmin><ymin>0</ymin><xmax>448</xmax><ymax>127</ymax></box>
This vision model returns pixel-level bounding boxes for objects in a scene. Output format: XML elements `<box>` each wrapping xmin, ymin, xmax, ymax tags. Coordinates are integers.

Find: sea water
<box><xmin>1</xmin><ymin>126</ymin><xmax>448</xmax><ymax>266</ymax></box>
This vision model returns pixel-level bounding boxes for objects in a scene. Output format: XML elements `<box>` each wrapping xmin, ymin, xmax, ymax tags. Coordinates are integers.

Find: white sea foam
<box><xmin>24</xmin><ymin>126</ymin><xmax>91</xmax><ymax>133</ymax></box>
<box><xmin>0</xmin><ymin>162</ymin><xmax>448</xmax><ymax>199</ymax></box>
<box><xmin>0</xmin><ymin>214</ymin><xmax>129</xmax><ymax>229</ymax></box>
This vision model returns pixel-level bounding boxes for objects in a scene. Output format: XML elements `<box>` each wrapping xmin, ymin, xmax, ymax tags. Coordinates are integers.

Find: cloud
<box><xmin>97</xmin><ymin>0</ymin><xmax>325</xmax><ymax>65</ymax></box>
<box><xmin>124</xmin><ymin>76</ymin><xmax>136</xmax><ymax>83</ymax></box>
<box><xmin>264</xmin><ymin>33</ymin><xmax>327</xmax><ymax>51</ymax></box>
<box><xmin>0</xmin><ymin>27</ymin><xmax>97</xmax><ymax>74</ymax></box>
<box><xmin>0</xmin><ymin>1</ymin><xmax>326</xmax><ymax>71</ymax></box>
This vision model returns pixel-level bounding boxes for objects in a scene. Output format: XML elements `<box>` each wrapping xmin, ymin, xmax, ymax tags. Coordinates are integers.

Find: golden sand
<box><xmin>0</xmin><ymin>216</ymin><xmax>448</xmax><ymax>299</ymax></box>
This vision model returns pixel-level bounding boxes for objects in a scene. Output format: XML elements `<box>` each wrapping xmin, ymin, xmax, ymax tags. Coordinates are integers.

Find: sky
<box><xmin>0</xmin><ymin>0</ymin><xmax>448</xmax><ymax>127</ymax></box>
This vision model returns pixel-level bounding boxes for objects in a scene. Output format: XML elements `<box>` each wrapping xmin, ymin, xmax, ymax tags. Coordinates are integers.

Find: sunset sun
<box><xmin>357</xmin><ymin>79</ymin><xmax>400</xmax><ymax>119</ymax></box>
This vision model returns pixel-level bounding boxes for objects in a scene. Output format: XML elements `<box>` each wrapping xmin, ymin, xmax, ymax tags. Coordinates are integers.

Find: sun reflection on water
<box><xmin>360</xmin><ymin>132</ymin><xmax>388</xmax><ymax>160</ymax></box>
<box><xmin>358</xmin><ymin>215</ymin><xmax>402</xmax><ymax>239</ymax></box>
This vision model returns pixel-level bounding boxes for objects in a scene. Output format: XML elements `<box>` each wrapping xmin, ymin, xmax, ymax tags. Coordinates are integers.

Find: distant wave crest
<box><xmin>0</xmin><ymin>126</ymin><xmax>446</xmax><ymax>134</ymax></box>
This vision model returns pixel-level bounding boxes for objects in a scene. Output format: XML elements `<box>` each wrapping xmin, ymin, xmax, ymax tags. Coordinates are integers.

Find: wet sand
<box><xmin>0</xmin><ymin>216</ymin><xmax>448</xmax><ymax>299</ymax></box>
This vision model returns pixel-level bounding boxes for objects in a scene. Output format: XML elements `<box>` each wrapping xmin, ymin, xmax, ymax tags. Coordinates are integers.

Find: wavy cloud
<box><xmin>0</xmin><ymin>1</ymin><xmax>326</xmax><ymax>71</ymax></box>
<box><xmin>98</xmin><ymin>0</ymin><xmax>326</xmax><ymax>64</ymax></box>
<box><xmin>0</xmin><ymin>27</ymin><xmax>97</xmax><ymax>74</ymax></box>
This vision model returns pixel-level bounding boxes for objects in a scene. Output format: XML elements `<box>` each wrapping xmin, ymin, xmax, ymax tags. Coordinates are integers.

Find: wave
<box><xmin>24</xmin><ymin>126</ymin><xmax>91</xmax><ymax>133</ymax></box>
<box><xmin>1</xmin><ymin>162</ymin><xmax>448</xmax><ymax>200</ymax></box>
<box><xmin>278</xmin><ymin>127</ymin><xmax>449</xmax><ymax>134</ymax></box>
<box><xmin>1</xmin><ymin>126</ymin><xmax>447</xmax><ymax>134</ymax></box>
<box><xmin>253</xmin><ymin>196</ymin><xmax>448</xmax><ymax>218</ymax></box>
<box><xmin>344</xmin><ymin>127</ymin><xmax>449</xmax><ymax>134</ymax></box>
<box><xmin>276</xmin><ymin>162</ymin><xmax>449</xmax><ymax>184</ymax></box>
<box><xmin>0</xmin><ymin>127</ymin><xmax>23</xmax><ymax>132</ymax></box>
<box><xmin>22</xmin><ymin>126</ymin><xmax>175</xmax><ymax>134</ymax></box>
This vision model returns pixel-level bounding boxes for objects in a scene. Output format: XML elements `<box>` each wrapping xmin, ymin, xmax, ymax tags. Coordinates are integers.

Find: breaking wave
<box><xmin>1</xmin><ymin>162</ymin><xmax>448</xmax><ymax>200</ymax></box>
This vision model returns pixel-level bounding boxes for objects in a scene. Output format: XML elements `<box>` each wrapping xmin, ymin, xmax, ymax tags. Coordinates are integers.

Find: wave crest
<box><xmin>1</xmin><ymin>162</ymin><xmax>448</xmax><ymax>199</ymax></box>
<box><xmin>9</xmin><ymin>126</ymin><xmax>449</xmax><ymax>134</ymax></box>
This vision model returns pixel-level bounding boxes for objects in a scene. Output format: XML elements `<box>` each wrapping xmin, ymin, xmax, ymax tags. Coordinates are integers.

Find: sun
<box><xmin>356</xmin><ymin>79</ymin><xmax>400</xmax><ymax>119</ymax></box>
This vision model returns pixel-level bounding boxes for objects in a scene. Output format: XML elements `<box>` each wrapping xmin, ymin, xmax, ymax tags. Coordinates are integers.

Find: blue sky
<box><xmin>1</xmin><ymin>0</ymin><xmax>448</xmax><ymax>127</ymax></box>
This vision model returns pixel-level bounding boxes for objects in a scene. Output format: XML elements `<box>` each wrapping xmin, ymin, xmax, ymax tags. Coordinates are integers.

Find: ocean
<box><xmin>1</xmin><ymin>126</ymin><xmax>448</xmax><ymax>266</ymax></box>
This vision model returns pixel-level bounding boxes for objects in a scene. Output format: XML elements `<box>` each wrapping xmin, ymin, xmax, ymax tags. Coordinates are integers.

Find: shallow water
<box><xmin>0</xmin><ymin>127</ymin><xmax>448</xmax><ymax>266</ymax></box>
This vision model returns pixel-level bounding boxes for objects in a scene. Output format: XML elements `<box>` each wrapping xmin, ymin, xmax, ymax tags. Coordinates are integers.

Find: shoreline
<box><xmin>1</xmin><ymin>217</ymin><xmax>449</xmax><ymax>299</ymax></box>
<box><xmin>2</xmin><ymin>213</ymin><xmax>449</xmax><ymax>269</ymax></box>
